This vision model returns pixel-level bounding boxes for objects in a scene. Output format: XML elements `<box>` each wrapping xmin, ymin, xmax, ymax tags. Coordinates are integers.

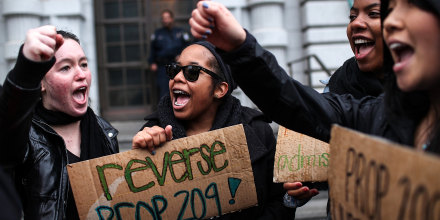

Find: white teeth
<box><xmin>173</xmin><ymin>90</ymin><xmax>189</xmax><ymax>95</ymax></box>
<box><xmin>389</xmin><ymin>42</ymin><xmax>404</xmax><ymax>50</ymax></box>
<box><xmin>174</xmin><ymin>101</ymin><xmax>183</xmax><ymax>106</ymax></box>
<box><xmin>354</xmin><ymin>39</ymin><xmax>373</xmax><ymax>45</ymax></box>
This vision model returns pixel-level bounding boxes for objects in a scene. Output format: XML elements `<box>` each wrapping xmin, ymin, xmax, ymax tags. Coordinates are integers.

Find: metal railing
<box><xmin>287</xmin><ymin>54</ymin><xmax>332</xmax><ymax>87</ymax></box>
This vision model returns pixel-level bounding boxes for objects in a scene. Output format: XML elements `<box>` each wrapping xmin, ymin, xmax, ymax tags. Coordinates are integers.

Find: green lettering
<box><xmin>169</xmin><ymin>151</ymin><xmax>189</xmax><ymax>183</ymax></box>
<box><xmin>211</xmin><ymin>141</ymin><xmax>228</xmax><ymax>172</ymax></box>
<box><xmin>125</xmin><ymin>159</ymin><xmax>155</xmax><ymax>193</ymax></box>
<box><xmin>278</xmin><ymin>155</ymin><xmax>289</xmax><ymax>171</ymax></box>
<box><xmin>197</xmin><ymin>144</ymin><xmax>212</xmax><ymax>175</ymax></box>
<box><xmin>183</xmin><ymin>148</ymin><xmax>200</xmax><ymax>180</ymax></box>
<box><xmin>96</xmin><ymin>163</ymin><xmax>123</xmax><ymax>201</ymax></box>
<box><xmin>294</xmin><ymin>144</ymin><xmax>302</xmax><ymax>171</ymax></box>
<box><xmin>290</xmin><ymin>155</ymin><xmax>299</xmax><ymax>171</ymax></box>
<box><xmin>304</xmin><ymin>155</ymin><xmax>316</xmax><ymax>166</ymax></box>
<box><xmin>146</xmin><ymin>153</ymin><xmax>170</xmax><ymax>186</ymax></box>
<box><xmin>321</xmin><ymin>153</ymin><xmax>329</xmax><ymax>167</ymax></box>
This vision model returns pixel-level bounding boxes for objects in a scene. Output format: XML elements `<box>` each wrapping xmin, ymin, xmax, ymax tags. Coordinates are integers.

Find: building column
<box><xmin>2</xmin><ymin>0</ymin><xmax>43</xmax><ymax>78</ymax></box>
<box><xmin>248</xmin><ymin>0</ymin><xmax>287</xmax><ymax>69</ymax></box>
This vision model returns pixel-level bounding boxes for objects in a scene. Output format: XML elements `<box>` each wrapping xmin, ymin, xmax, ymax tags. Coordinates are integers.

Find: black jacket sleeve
<box><xmin>220</xmin><ymin>31</ymin><xmax>383</xmax><ymax>142</ymax></box>
<box><xmin>0</xmin><ymin>46</ymin><xmax>55</xmax><ymax>168</ymax></box>
<box><xmin>244</xmin><ymin>116</ymin><xmax>296</xmax><ymax>219</ymax></box>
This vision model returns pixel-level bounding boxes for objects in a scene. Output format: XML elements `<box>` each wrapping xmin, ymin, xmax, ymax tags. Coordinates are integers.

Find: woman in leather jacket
<box><xmin>6</xmin><ymin>26</ymin><xmax>119</xmax><ymax>220</ymax></box>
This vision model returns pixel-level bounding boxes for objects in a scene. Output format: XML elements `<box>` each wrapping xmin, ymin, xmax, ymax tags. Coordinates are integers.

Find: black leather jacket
<box><xmin>15</xmin><ymin>114</ymin><xmax>119</xmax><ymax>220</ymax></box>
<box><xmin>3</xmin><ymin>47</ymin><xmax>120</xmax><ymax>219</ymax></box>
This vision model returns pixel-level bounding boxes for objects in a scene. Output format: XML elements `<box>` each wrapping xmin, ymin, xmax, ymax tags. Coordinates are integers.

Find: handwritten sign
<box><xmin>67</xmin><ymin>124</ymin><xmax>257</xmax><ymax>220</ymax></box>
<box><xmin>273</xmin><ymin>126</ymin><xmax>329</xmax><ymax>182</ymax></box>
<box><xmin>329</xmin><ymin>125</ymin><xmax>440</xmax><ymax>220</ymax></box>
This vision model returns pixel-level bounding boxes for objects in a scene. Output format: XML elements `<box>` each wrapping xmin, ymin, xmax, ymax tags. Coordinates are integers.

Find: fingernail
<box><xmin>201</xmin><ymin>35</ymin><xmax>207</xmax><ymax>39</ymax></box>
<box><xmin>209</xmin><ymin>24</ymin><xmax>215</xmax><ymax>29</ymax></box>
<box><xmin>205</xmin><ymin>29</ymin><xmax>212</xmax><ymax>35</ymax></box>
<box><xmin>208</xmin><ymin>17</ymin><xmax>213</xmax><ymax>22</ymax></box>
<box><xmin>303</xmin><ymin>187</ymin><xmax>309</xmax><ymax>192</ymax></box>
<box><xmin>203</xmin><ymin>2</ymin><xmax>209</xmax><ymax>8</ymax></box>
<box><xmin>151</xmin><ymin>150</ymin><xmax>156</xmax><ymax>155</ymax></box>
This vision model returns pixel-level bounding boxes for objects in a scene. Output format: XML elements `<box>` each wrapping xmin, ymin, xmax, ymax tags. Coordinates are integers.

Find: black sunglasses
<box><xmin>165</xmin><ymin>64</ymin><xmax>224</xmax><ymax>82</ymax></box>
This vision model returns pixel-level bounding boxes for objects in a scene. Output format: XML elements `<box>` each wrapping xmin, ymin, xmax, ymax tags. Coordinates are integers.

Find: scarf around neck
<box><xmin>35</xmin><ymin>102</ymin><xmax>110</xmax><ymax>161</ymax></box>
<box><xmin>328</xmin><ymin>57</ymin><xmax>383</xmax><ymax>99</ymax></box>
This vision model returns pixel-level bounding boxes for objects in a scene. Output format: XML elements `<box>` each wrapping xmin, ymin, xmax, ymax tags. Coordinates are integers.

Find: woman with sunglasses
<box><xmin>132</xmin><ymin>41</ymin><xmax>295</xmax><ymax>219</ymax></box>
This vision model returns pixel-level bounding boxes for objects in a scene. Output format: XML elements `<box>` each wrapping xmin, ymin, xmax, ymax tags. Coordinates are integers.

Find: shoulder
<box><xmin>96</xmin><ymin>115</ymin><xmax>119</xmax><ymax>138</ymax></box>
<box><xmin>240</xmin><ymin>106</ymin><xmax>274</xmax><ymax>140</ymax></box>
<box><xmin>241</xmin><ymin>106</ymin><xmax>271</xmax><ymax>125</ymax></box>
<box><xmin>141</xmin><ymin>112</ymin><xmax>160</xmax><ymax>129</ymax></box>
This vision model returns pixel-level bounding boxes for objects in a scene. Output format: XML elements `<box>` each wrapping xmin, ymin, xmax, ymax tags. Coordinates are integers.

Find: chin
<box><xmin>396</xmin><ymin>80</ymin><xmax>414</xmax><ymax>93</ymax></box>
<box><xmin>71</xmin><ymin>107</ymin><xmax>88</xmax><ymax>117</ymax></box>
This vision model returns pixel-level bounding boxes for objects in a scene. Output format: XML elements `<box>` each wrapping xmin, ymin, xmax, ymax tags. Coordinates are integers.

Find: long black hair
<box><xmin>381</xmin><ymin>0</ymin><xmax>440</xmax><ymax>153</ymax></box>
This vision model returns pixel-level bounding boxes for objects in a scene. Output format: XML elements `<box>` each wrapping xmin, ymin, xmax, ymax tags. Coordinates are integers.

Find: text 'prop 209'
<box><xmin>67</xmin><ymin>124</ymin><xmax>257</xmax><ymax>220</ymax></box>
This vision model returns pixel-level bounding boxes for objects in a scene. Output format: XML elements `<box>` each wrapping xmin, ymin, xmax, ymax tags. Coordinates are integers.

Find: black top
<box><xmin>66</xmin><ymin>151</ymin><xmax>80</xmax><ymax>220</ymax></box>
<box><xmin>328</xmin><ymin>56</ymin><xmax>383</xmax><ymax>99</ymax></box>
<box><xmin>141</xmin><ymin>95</ymin><xmax>296</xmax><ymax>219</ymax></box>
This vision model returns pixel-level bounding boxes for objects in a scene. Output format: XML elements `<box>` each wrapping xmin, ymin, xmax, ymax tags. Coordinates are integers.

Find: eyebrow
<box><xmin>56</xmin><ymin>56</ymin><xmax>88</xmax><ymax>64</ymax></box>
<box><xmin>176</xmin><ymin>61</ymin><xmax>201</xmax><ymax>66</ymax></box>
<box><xmin>350</xmin><ymin>2</ymin><xmax>380</xmax><ymax>11</ymax></box>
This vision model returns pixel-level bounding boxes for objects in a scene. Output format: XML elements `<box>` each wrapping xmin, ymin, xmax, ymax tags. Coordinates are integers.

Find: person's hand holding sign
<box><xmin>23</xmin><ymin>25</ymin><xmax>64</xmax><ymax>62</ymax></box>
<box><xmin>132</xmin><ymin>125</ymin><xmax>173</xmax><ymax>154</ymax></box>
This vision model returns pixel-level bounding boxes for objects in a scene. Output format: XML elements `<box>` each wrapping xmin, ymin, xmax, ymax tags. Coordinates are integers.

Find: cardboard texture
<box><xmin>329</xmin><ymin>125</ymin><xmax>440</xmax><ymax>220</ymax></box>
<box><xmin>273</xmin><ymin>126</ymin><xmax>329</xmax><ymax>182</ymax></box>
<box><xmin>67</xmin><ymin>124</ymin><xmax>257</xmax><ymax>220</ymax></box>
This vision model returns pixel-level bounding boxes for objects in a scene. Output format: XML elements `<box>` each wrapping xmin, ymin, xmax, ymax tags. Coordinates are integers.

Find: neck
<box><xmin>52</xmin><ymin>121</ymin><xmax>82</xmax><ymax>157</ymax></box>
<box><xmin>414</xmin><ymin>91</ymin><xmax>440</xmax><ymax>150</ymax></box>
<box><xmin>184</xmin><ymin>103</ymin><xmax>219</xmax><ymax>137</ymax></box>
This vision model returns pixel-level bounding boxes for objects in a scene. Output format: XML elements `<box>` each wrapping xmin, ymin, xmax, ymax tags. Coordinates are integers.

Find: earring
<box><xmin>214</xmin><ymin>95</ymin><xmax>219</xmax><ymax>98</ymax></box>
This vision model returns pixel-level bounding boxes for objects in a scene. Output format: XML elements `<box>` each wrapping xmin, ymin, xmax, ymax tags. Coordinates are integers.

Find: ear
<box><xmin>214</xmin><ymin>82</ymin><xmax>229</xmax><ymax>99</ymax></box>
<box><xmin>41</xmin><ymin>80</ymin><xmax>46</xmax><ymax>92</ymax></box>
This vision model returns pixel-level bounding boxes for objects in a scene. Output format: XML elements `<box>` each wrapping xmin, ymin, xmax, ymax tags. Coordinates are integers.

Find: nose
<box><xmin>74</xmin><ymin>65</ymin><xmax>87</xmax><ymax>81</ymax></box>
<box><xmin>172</xmin><ymin>69</ymin><xmax>186</xmax><ymax>82</ymax></box>
<box><xmin>383</xmin><ymin>10</ymin><xmax>402</xmax><ymax>36</ymax></box>
<box><xmin>351</xmin><ymin>15</ymin><xmax>368</xmax><ymax>32</ymax></box>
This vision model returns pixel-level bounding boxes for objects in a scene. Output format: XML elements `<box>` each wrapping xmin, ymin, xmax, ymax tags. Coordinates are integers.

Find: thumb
<box><xmin>55</xmin><ymin>34</ymin><xmax>64</xmax><ymax>51</ymax></box>
<box><xmin>165</xmin><ymin>125</ymin><xmax>173</xmax><ymax>141</ymax></box>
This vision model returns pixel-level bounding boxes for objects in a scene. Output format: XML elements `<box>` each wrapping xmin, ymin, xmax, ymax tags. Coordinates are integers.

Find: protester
<box><xmin>325</xmin><ymin>0</ymin><xmax>384</xmax><ymax>98</ymax></box>
<box><xmin>189</xmin><ymin>0</ymin><xmax>440</xmax><ymax>214</ymax></box>
<box><xmin>132</xmin><ymin>41</ymin><xmax>295</xmax><ymax>219</ymax></box>
<box><xmin>149</xmin><ymin>9</ymin><xmax>191</xmax><ymax>99</ymax></box>
<box><xmin>7</xmin><ymin>26</ymin><xmax>119</xmax><ymax>219</ymax></box>
<box><xmin>0</xmin><ymin>25</ymin><xmax>65</xmax><ymax>220</ymax></box>
<box><xmin>290</xmin><ymin>0</ymin><xmax>385</xmax><ymax>211</ymax></box>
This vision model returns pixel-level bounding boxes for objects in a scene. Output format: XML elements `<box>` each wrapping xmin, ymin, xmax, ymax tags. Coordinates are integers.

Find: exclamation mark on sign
<box><xmin>228</xmin><ymin>177</ymin><xmax>242</xmax><ymax>205</ymax></box>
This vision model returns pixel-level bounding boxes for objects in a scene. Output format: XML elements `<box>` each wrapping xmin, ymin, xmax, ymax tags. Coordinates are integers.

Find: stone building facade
<box><xmin>0</xmin><ymin>0</ymin><xmax>352</xmax><ymax>118</ymax></box>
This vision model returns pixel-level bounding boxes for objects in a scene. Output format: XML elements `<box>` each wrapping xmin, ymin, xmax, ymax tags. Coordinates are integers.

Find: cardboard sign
<box><xmin>329</xmin><ymin>125</ymin><xmax>440</xmax><ymax>220</ymax></box>
<box><xmin>67</xmin><ymin>124</ymin><xmax>257</xmax><ymax>220</ymax></box>
<box><xmin>273</xmin><ymin>126</ymin><xmax>329</xmax><ymax>182</ymax></box>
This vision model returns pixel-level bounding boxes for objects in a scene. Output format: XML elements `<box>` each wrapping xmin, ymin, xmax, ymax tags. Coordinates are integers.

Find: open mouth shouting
<box><xmin>388</xmin><ymin>42</ymin><xmax>414</xmax><ymax>73</ymax></box>
<box><xmin>73</xmin><ymin>86</ymin><xmax>88</xmax><ymax>105</ymax></box>
<box><xmin>354</xmin><ymin>37</ymin><xmax>375</xmax><ymax>60</ymax></box>
<box><xmin>173</xmin><ymin>89</ymin><xmax>191</xmax><ymax>110</ymax></box>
